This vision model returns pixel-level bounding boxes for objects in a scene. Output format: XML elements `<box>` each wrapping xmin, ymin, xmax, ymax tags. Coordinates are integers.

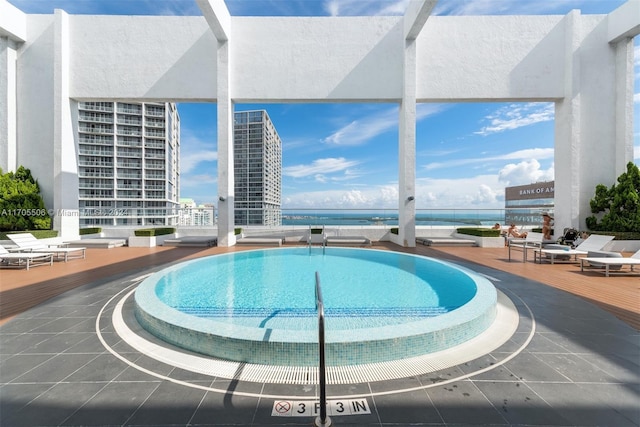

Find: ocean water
<box><xmin>281</xmin><ymin>212</ymin><xmax>504</xmax><ymax>226</ymax></box>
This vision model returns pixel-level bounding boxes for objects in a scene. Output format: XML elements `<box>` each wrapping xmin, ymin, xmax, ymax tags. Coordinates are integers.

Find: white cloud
<box><xmin>180</xmin><ymin>173</ymin><xmax>217</xmax><ymax>188</ymax></box>
<box><xmin>324</xmin><ymin>0</ymin><xmax>408</xmax><ymax>16</ymax></box>
<box><xmin>423</xmin><ymin>147</ymin><xmax>554</xmax><ymax>170</ymax></box>
<box><xmin>475</xmin><ymin>103</ymin><xmax>554</xmax><ymax>136</ymax></box>
<box><xmin>282</xmin><ymin>175</ymin><xmax>510</xmax><ymax>209</ymax></box>
<box><xmin>283</xmin><ymin>157</ymin><xmax>359</xmax><ymax>178</ymax></box>
<box><xmin>433</xmin><ymin>0</ymin><xmax>586</xmax><ymax>16</ymax></box>
<box><xmin>323</xmin><ymin>104</ymin><xmax>445</xmax><ymax>146</ymax></box>
<box><xmin>497</xmin><ymin>159</ymin><xmax>555</xmax><ymax>186</ymax></box>
<box><xmin>181</xmin><ymin>149</ymin><xmax>218</xmax><ymax>174</ymax></box>
<box><xmin>414</xmin><ymin>174</ymin><xmax>505</xmax><ymax>208</ymax></box>
<box><xmin>179</xmin><ymin>131</ymin><xmax>217</xmax><ymax>174</ymax></box>
<box><xmin>323</xmin><ymin>109</ymin><xmax>397</xmax><ymax>146</ymax></box>
<box><xmin>283</xmin><ymin>185</ymin><xmax>399</xmax><ymax>208</ymax></box>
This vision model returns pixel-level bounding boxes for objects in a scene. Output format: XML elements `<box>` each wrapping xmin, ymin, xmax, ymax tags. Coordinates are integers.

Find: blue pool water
<box><xmin>135</xmin><ymin>247</ymin><xmax>497</xmax><ymax>366</ymax></box>
<box><xmin>154</xmin><ymin>248</ymin><xmax>477</xmax><ymax>331</ymax></box>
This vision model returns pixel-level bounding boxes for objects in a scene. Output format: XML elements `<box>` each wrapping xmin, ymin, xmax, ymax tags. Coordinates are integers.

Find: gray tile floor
<box><xmin>1</xmin><ymin>258</ymin><xmax>638</xmax><ymax>427</ymax></box>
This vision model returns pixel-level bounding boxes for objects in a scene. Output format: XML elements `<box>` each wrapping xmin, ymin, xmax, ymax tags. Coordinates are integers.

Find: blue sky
<box><xmin>9</xmin><ymin>0</ymin><xmax>640</xmax><ymax>209</ymax></box>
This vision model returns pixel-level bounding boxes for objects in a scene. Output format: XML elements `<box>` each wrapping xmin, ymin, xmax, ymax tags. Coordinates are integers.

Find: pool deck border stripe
<box><xmin>104</xmin><ymin>284</ymin><xmax>524</xmax><ymax>392</ymax></box>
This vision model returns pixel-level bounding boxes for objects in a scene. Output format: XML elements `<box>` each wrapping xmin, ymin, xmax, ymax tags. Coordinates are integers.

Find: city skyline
<box><xmin>9</xmin><ymin>0</ymin><xmax>640</xmax><ymax>210</ymax></box>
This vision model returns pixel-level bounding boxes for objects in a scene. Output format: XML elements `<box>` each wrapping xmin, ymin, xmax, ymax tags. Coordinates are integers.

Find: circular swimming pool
<box><xmin>134</xmin><ymin>247</ymin><xmax>497</xmax><ymax>366</ymax></box>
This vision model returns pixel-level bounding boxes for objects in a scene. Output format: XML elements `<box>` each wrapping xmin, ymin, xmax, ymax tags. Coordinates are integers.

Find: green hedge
<box><xmin>0</xmin><ymin>230</ymin><xmax>58</xmax><ymax>240</ymax></box>
<box><xmin>310</xmin><ymin>228</ymin><xmax>323</xmax><ymax>234</ymax></box>
<box><xmin>234</xmin><ymin>227</ymin><xmax>243</xmax><ymax>235</ymax></box>
<box><xmin>133</xmin><ymin>227</ymin><xmax>176</xmax><ymax>237</ymax></box>
<box><xmin>588</xmin><ymin>231</ymin><xmax>640</xmax><ymax>240</ymax></box>
<box><xmin>80</xmin><ymin>227</ymin><xmax>102</xmax><ymax>235</ymax></box>
<box><xmin>456</xmin><ymin>227</ymin><xmax>501</xmax><ymax>237</ymax></box>
<box><xmin>390</xmin><ymin>227</ymin><xmax>399</xmax><ymax>235</ymax></box>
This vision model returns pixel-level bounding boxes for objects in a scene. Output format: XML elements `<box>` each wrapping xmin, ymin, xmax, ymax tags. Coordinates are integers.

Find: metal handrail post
<box><xmin>314</xmin><ymin>272</ymin><xmax>331</xmax><ymax>427</ymax></box>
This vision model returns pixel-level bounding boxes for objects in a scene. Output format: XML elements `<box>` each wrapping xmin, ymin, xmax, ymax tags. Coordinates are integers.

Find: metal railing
<box><xmin>314</xmin><ymin>272</ymin><xmax>331</xmax><ymax>427</ymax></box>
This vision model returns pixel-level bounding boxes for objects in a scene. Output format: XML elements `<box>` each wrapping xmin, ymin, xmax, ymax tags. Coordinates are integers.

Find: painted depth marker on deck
<box><xmin>272</xmin><ymin>399</ymin><xmax>370</xmax><ymax>417</ymax></box>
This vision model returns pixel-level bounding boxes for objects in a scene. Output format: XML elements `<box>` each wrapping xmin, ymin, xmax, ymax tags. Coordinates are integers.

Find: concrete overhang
<box><xmin>196</xmin><ymin>0</ymin><xmax>231</xmax><ymax>41</ymax></box>
<box><xmin>607</xmin><ymin>0</ymin><xmax>640</xmax><ymax>43</ymax></box>
<box><xmin>404</xmin><ymin>0</ymin><xmax>438</xmax><ymax>40</ymax></box>
<box><xmin>0</xmin><ymin>0</ymin><xmax>27</xmax><ymax>42</ymax></box>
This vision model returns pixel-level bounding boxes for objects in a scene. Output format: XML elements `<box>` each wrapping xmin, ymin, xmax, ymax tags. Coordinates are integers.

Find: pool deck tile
<box><xmin>0</xmin><ymin>243</ymin><xmax>638</xmax><ymax>426</ymax></box>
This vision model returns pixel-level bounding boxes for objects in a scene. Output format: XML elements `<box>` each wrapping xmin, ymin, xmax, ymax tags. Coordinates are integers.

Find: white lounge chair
<box><xmin>325</xmin><ymin>235</ymin><xmax>371</xmax><ymax>247</ymax></box>
<box><xmin>579</xmin><ymin>249</ymin><xmax>640</xmax><ymax>277</ymax></box>
<box><xmin>0</xmin><ymin>245</ymin><xmax>53</xmax><ymax>270</ymax></box>
<box><xmin>236</xmin><ymin>233</ymin><xmax>284</xmax><ymax>246</ymax></box>
<box><xmin>508</xmin><ymin>231</ymin><xmax>544</xmax><ymax>262</ymax></box>
<box><xmin>7</xmin><ymin>233</ymin><xmax>86</xmax><ymax>262</ymax></box>
<box><xmin>533</xmin><ymin>234</ymin><xmax>615</xmax><ymax>264</ymax></box>
<box><xmin>307</xmin><ymin>226</ymin><xmax>326</xmax><ymax>247</ymax></box>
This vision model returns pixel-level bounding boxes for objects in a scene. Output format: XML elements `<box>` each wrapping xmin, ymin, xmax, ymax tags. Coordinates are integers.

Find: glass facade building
<box><xmin>77</xmin><ymin>102</ymin><xmax>180</xmax><ymax>227</ymax></box>
<box><xmin>233</xmin><ymin>110</ymin><xmax>282</xmax><ymax>226</ymax></box>
<box><xmin>505</xmin><ymin>181</ymin><xmax>554</xmax><ymax>227</ymax></box>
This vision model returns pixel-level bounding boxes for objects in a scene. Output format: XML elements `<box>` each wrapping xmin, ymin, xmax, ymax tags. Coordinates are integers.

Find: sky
<box><xmin>9</xmin><ymin>0</ymin><xmax>640</xmax><ymax>210</ymax></box>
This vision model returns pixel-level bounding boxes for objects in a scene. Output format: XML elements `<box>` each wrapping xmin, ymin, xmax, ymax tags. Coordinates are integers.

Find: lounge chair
<box><xmin>7</xmin><ymin>233</ymin><xmax>86</xmax><ymax>262</ymax></box>
<box><xmin>325</xmin><ymin>235</ymin><xmax>372</xmax><ymax>247</ymax></box>
<box><xmin>508</xmin><ymin>231</ymin><xmax>545</xmax><ymax>262</ymax></box>
<box><xmin>579</xmin><ymin>249</ymin><xmax>640</xmax><ymax>277</ymax></box>
<box><xmin>307</xmin><ymin>226</ymin><xmax>326</xmax><ymax>247</ymax></box>
<box><xmin>236</xmin><ymin>233</ymin><xmax>284</xmax><ymax>246</ymax></box>
<box><xmin>0</xmin><ymin>245</ymin><xmax>53</xmax><ymax>270</ymax></box>
<box><xmin>533</xmin><ymin>234</ymin><xmax>615</xmax><ymax>264</ymax></box>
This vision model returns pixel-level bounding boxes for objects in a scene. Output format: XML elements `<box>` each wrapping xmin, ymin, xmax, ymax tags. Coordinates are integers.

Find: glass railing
<box><xmin>84</xmin><ymin>207</ymin><xmax>551</xmax><ymax>229</ymax></box>
<box><xmin>278</xmin><ymin>208</ymin><xmax>506</xmax><ymax>227</ymax></box>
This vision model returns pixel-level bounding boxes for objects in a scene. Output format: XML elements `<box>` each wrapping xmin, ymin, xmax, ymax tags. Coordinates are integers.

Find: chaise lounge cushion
<box><xmin>540</xmin><ymin>244</ymin><xmax>572</xmax><ymax>260</ymax></box>
<box><xmin>586</xmin><ymin>250</ymin><xmax>622</xmax><ymax>269</ymax></box>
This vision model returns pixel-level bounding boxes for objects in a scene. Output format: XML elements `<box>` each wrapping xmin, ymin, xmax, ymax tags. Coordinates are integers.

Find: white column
<box><xmin>398</xmin><ymin>38</ymin><xmax>417</xmax><ymax>247</ymax></box>
<box><xmin>0</xmin><ymin>36</ymin><xmax>17</xmax><ymax>172</ymax></box>
<box><xmin>53</xmin><ymin>9</ymin><xmax>79</xmax><ymax>240</ymax></box>
<box><xmin>613</xmin><ymin>37</ymin><xmax>635</xmax><ymax>175</ymax></box>
<box><xmin>216</xmin><ymin>39</ymin><xmax>236</xmax><ymax>247</ymax></box>
<box><xmin>554</xmin><ymin>10</ymin><xmax>581</xmax><ymax>232</ymax></box>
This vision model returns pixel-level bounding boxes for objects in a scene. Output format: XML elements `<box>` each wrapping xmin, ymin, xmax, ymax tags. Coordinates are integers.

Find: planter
<box><xmin>453</xmin><ymin>233</ymin><xmax>505</xmax><ymax>248</ymax></box>
<box><xmin>128</xmin><ymin>233</ymin><xmax>177</xmax><ymax>247</ymax></box>
<box><xmin>128</xmin><ymin>236</ymin><xmax>157</xmax><ymax>247</ymax></box>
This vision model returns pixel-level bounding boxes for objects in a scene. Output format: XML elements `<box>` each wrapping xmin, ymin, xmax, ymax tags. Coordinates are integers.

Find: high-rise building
<box><xmin>233</xmin><ymin>110</ymin><xmax>282</xmax><ymax>226</ymax></box>
<box><xmin>77</xmin><ymin>101</ymin><xmax>180</xmax><ymax>227</ymax></box>
<box><xmin>505</xmin><ymin>181</ymin><xmax>554</xmax><ymax>226</ymax></box>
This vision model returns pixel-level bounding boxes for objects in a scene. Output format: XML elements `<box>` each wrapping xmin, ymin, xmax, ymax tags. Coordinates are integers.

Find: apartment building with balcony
<box><xmin>178</xmin><ymin>198</ymin><xmax>215</xmax><ymax>226</ymax></box>
<box><xmin>233</xmin><ymin>110</ymin><xmax>282</xmax><ymax>226</ymax></box>
<box><xmin>77</xmin><ymin>102</ymin><xmax>180</xmax><ymax>227</ymax></box>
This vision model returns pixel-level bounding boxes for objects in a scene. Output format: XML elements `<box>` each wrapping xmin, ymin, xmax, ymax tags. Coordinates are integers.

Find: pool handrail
<box><xmin>314</xmin><ymin>271</ymin><xmax>330</xmax><ymax>427</ymax></box>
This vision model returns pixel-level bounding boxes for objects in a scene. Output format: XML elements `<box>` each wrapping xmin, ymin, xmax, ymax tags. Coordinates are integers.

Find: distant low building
<box><xmin>179</xmin><ymin>198</ymin><xmax>215</xmax><ymax>226</ymax></box>
<box><xmin>505</xmin><ymin>181</ymin><xmax>554</xmax><ymax>227</ymax></box>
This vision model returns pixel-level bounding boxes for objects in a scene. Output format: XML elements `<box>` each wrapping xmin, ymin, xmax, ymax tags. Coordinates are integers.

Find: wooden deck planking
<box><xmin>1</xmin><ymin>243</ymin><xmax>638</xmax><ymax>330</ymax></box>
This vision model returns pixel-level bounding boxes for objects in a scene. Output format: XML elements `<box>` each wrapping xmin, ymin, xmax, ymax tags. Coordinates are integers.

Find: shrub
<box><xmin>390</xmin><ymin>227</ymin><xmax>398</xmax><ymax>235</ymax></box>
<box><xmin>586</xmin><ymin>162</ymin><xmax>640</xmax><ymax>232</ymax></box>
<box><xmin>133</xmin><ymin>227</ymin><xmax>176</xmax><ymax>237</ymax></box>
<box><xmin>80</xmin><ymin>227</ymin><xmax>102</xmax><ymax>235</ymax></box>
<box><xmin>310</xmin><ymin>228</ymin><xmax>323</xmax><ymax>234</ymax></box>
<box><xmin>0</xmin><ymin>166</ymin><xmax>51</xmax><ymax>231</ymax></box>
<box><xmin>456</xmin><ymin>227</ymin><xmax>501</xmax><ymax>237</ymax></box>
<box><xmin>234</xmin><ymin>227</ymin><xmax>243</xmax><ymax>235</ymax></box>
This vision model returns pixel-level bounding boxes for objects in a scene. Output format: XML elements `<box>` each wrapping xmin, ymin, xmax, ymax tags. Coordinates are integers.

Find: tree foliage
<box><xmin>586</xmin><ymin>162</ymin><xmax>640</xmax><ymax>232</ymax></box>
<box><xmin>0</xmin><ymin>166</ymin><xmax>51</xmax><ymax>231</ymax></box>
